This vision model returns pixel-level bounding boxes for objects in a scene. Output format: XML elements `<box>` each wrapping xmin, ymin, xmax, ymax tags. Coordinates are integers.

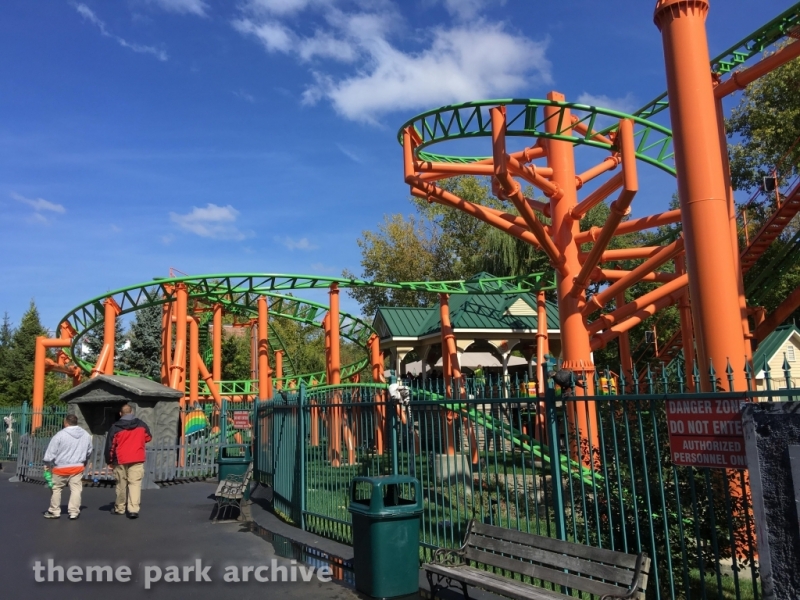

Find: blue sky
<box><xmin>0</xmin><ymin>0</ymin><xmax>793</xmax><ymax>330</ymax></box>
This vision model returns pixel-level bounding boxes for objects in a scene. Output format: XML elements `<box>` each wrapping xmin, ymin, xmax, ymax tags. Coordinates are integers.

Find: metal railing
<box><xmin>251</xmin><ymin>366</ymin><xmax>795</xmax><ymax>600</ymax></box>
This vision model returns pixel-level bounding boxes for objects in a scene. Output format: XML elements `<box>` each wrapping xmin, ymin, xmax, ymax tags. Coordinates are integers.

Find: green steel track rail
<box><xmin>59</xmin><ymin>272</ymin><xmax>554</xmax><ymax>389</ymax></box>
<box><xmin>397</xmin><ymin>99</ymin><xmax>676</xmax><ymax>175</ymax></box>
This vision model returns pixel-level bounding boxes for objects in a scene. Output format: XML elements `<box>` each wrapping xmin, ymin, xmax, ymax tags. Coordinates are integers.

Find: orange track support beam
<box><xmin>212</xmin><ymin>303</ymin><xmax>222</xmax><ymax>382</ymax></box>
<box><xmin>583</xmin><ymin>237</ymin><xmax>684</xmax><ymax>315</ymax></box>
<box><xmin>491</xmin><ymin>107</ymin><xmax>566</xmax><ymax>273</ymax></box>
<box><xmin>368</xmin><ymin>334</ymin><xmax>386</xmax><ymax>455</ymax></box>
<box><xmin>197</xmin><ymin>354</ymin><xmax>222</xmax><ymax>406</ymax></box>
<box><xmin>591</xmin><ymin>287</ymin><xmax>685</xmax><ymax>350</ymax></box>
<box><xmin>573</xmin><ymin>119</ymin><xmax>639</xmax><ymax>296</ymax></box>
<box><xmin>257</xmin><ymin>296</ymin><xmax>270</xmax><ymax>400</ymax></box>
<box><xmin>754</xmin><ymin>284</ymin><xmax>800</xmax><ymax>343</ymax></box>
<box><xmin>575</xmin><ymin>157</ymin><xmax>620</xmax><ymax>190</ymax></box>
<box><xmin>714</xmin><ymin>40</ymin><xmax>800</xmax><ymax>98</ymax></box>
<box><xmin>161</xmin><ymin>300</ymin><xmax>171</xmax><ymax>385</ymax></box>
<box><xmin>655</xmin><ymin>0</ymin><xmax>747</xmax><ymax>390</ymax></box>
<box><xmin>32</xmin><ymin>333</ymin><xmax>72</xmax><ymax>430</ymax></box>
<box><xmin>583</xmin><ymin>247</ymin><xmax>664</xmax><ymax>263</ymax></box>
<box><xmin>676</xmin><ymin>257</ymin><xmax>696</xmax><ymax>390</ymax></box>
<box><xmin>575</xmin><ymin>209</ymin><xmax>681</xmax><ymax>245</ymax></box>
<box><xmin>102</xmin><ymin>298</ymin><xmax>120</xmax><ymax>375</ymax></box>
<box><xmin>570</xmin><ymin>172</ymin><xmax>624</xmax><ymax>220</ymax></box>
<box><xmin>439</xmin><ymin>294</ymin><xmax>459</xmax><ymax>455</ymax></box>
<box><xmin>328</xmin><ymin>284</ymin><xmax>343</xmax><ymax>466</ymax></box>
<box><xmin>598</xmin><ymin>270</ymin><xmax>679</xmax><ymax>284</ymax></box>
<box><xmin>329</xmin><ymin>284</ymin><xmax>341</xmax><ymax>385</ymax></box>
<box><xmin>588</xmin><ymin>274</ymin><xmax>689</xmax><ymax>336</ymax></box>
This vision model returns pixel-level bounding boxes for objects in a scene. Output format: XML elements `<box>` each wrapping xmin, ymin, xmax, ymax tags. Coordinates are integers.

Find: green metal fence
<box><xmin>247</xmin><ymin>362</ymin><xmax>800</xmax><ymax>600</ymax></box>
<box><xmin>0</xmin><ymin>404</ymin><xmax>69</xmax><ymax>461</ymax></box>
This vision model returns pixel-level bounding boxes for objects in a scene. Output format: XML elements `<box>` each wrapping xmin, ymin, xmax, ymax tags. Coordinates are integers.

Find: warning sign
<box><xmin>665</xmin><ymin>397</ymin><xmax>748</xmax><ymax>469</ymax></box>
<box><xmin>232</xmin><ymin>410</ymin><xmax>251</xmax><ymax>429</ymax></box>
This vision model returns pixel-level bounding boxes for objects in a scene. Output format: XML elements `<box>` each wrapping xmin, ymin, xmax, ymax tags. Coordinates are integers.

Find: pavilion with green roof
<box><xmin>372</xmin><ymin>274</ymin><xmax>560</xmax><ymax>382</ymax></box>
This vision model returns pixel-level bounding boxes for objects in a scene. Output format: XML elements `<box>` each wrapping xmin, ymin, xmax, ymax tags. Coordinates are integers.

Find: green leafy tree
<box><xmin>727</xmin><ymin>44</ymin><xmax>800</xmax><ymax>193</ymax></box>
<box><xmin>220</xmin><ymin>330</ymin><xmax>252</xmax><ymax>381</ymax></box>
<box><xmin>118</xmin><ymin>303</ymin><xmax>162</xmax><ymax>380</ymax></box>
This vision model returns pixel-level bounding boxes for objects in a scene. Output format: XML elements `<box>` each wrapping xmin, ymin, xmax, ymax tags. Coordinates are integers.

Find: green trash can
<box><xmin>348</xmin><ymin>475</ymin><xmax>423</xmax><ymax>599</ymax></box>
<box><xmin>216</xmin><ymin>444</ymin><xmax>252</xmax><ymax>501</ymax></box>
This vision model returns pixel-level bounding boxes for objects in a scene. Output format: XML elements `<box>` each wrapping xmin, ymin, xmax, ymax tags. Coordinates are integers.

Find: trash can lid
<box><xmin>349</xmin><ymin>475</ymin><xmax>422</xmax><ymax>516</ymax></box>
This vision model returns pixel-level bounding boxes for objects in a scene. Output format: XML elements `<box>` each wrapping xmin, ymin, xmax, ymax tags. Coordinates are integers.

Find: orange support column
<box><xmin>103</xmin><ymin>298</ymin><xmax>121</xmax><ymax>375</ymax></box>
<box><xmin>439</xmin><ymin>294</ymin><xmax>458</xmax><ymax>456</ymax></box>
<box><xmin>189</xmin><ymin>317</ymin><xmax>199</xmax><ymax>403</ymax></box>
<box><xmin>545</xmin><ymin>92</ymin><xmax>598</xmax><ymax>453</ymax></box>
<box><xmin>536</xmin><ymin>291</ymin><xmax>549</xmax><ymax>395</ymax></box>
<box><xmin>654</xmin><ymin>0</ymin><xmax>747</xmax><ymax>391</ymax></box>
<box><xmin>329</xmin><ymin>284</ymin><xmax>341</xmax><ymax>385</ymax></box>
<box><xmin>32</xmin><ymin>332</ymin><xmax>72</xmax><ymax>430</ymax></box>
<box><xmin>369</xmin><ymin>334</ymin><xmax>386</xmax><ymax>455</ymax></box>
<box><xmin>328</xmin><ymin>284</ymin><xmax>344</xmax><ymax>466</ymax></box>
<box><xmin>212</xmin><ymin>303</ymin><xmax>222</xmax><ymax>382</ymax></box>
<box><xmin>161</xmin><ymin>300</ymin><xmax>172</xmax><ymax>385</ymax></box>
<box><xmin>616</xmin><ymin>292</ymin><xmax>634</xmax><ymax>382</ymax></box>
<box><xmin>257</xmin><ymin>297</ymin><xmax>270</xmax><ymax>401</ymax></box>
<box><xmin>274</xmin><ymin>350</ymin><xmax>283</xmax><ymax>390</ymax></box>
<box><xmin>170</xmin><ymin>284</ymin><xmax>188</xmax><ymax>400</ymax></box>
<box><xmin>675</xmin><ymin>256</ymin><xmax>697</xmax><ymax>390</ymax></box>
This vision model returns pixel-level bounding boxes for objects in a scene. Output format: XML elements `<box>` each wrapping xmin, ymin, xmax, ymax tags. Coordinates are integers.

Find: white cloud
<box><xmin>233</xmin><ymin>1</ymin><xmax>552</xmax><ymax>125</ymax></box>
<box><xmin>276</xmin><ymin>236</ymin><xmax>318</xmax><ymax>250</ymax></box>
<box><xmin>438</xmin><ymin>0</ymin><xmax>497</xmax><ymax>20</ymax></box>
<box><xmin>336</xmin><ymin>143</ymin><xmax>363</xmax><ymax>163</ymax></box>
<box><xmin>233</xmin><ymin>89</ymin><xmax>256</xmax><ymax>102</ymax></box>
<box><xmin>73</xmin><ymin>3</ymin><xmax>168</xmax><ymax>61</ymax></box>
<box><xmin>577</xmin><ymin>92</ymin><xmax>637</xmax><ymax>115</ymax></box>
<box><xmin>169</xmin><ymin>204</ymin><xmax>251</xmax><ymax>240</ymax></box>
<box><xmin>11</xmin><ymin>191</ymin><xmax>66</xmax><ymax>214</ymax></box>
<box><xmin>144</xmin><ymin>0</ymin><xmax>209</xmax><ymax>16</ymax></box>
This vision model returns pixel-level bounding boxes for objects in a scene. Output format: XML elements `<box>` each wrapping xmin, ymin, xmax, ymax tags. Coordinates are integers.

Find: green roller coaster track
<box><xmin>59</xmin><ymin>272</ymin><xmax>555</xmax><ymax>390</ymax></box>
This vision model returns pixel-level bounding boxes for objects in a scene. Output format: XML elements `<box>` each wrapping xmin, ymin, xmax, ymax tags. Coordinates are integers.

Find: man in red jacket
<box><xmin>104</xmin><ymin>404</ymin><xmax>152</xmax><ymax>519</ymax></box>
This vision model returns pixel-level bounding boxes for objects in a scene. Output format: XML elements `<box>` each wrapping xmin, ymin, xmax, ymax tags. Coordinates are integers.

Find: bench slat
<box><xmin>426</xmin><ymin>564</ymin><xmax>567</xmax><ymax>600</ymax></box>
<box><xmin>468</xmin><ymin>532</ymin><xmax>642</xmax><ymax>586</ymax></box>
<box><xmin>464</xmin><ymin>547</ymin><xmax>640</xmax><ymax>600</ymax></box>
<box><xmin>472</xmin><ymin>522</ymin><xmax>642</xmax><ymax>570</ymax></box>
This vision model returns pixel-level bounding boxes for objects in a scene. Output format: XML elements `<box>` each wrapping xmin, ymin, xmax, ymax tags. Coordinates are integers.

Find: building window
<box><xmin>788</xmin><ymin>345</ymin><xmax>796</xmax><ymax>362</ymax></box>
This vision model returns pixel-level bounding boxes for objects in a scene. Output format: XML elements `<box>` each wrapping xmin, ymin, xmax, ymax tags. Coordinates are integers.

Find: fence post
<box><xmin>545</xmin><ymin>385</ymin><xmax>567</xmax><ymax>543</ymax></box>
<box><xmin>299</xmin><ymin>384</ymin><xmax>307</xmax><ymax>530</ymax></box>
<box><xmin>252</xmin><ymin>399</ymin><xmax>259</xmax><ymax>475</ymax></box>
<box><xmin>21</xmin><ymin>402</ymin><xmax>28</xmax><ymax>437</ymax></box>
<box><xmin>389</xmin><ymin>374</ymin><xmax>399</xmax><ymax>475</ymax></box>
<box><xmin>221</xmin><ymin>397</ymin><xmax>227</xmax><ymax>444</ymax></box>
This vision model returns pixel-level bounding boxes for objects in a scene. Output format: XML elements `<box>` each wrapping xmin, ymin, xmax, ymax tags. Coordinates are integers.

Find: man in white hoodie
<box><xmin>42</xmin><ymin>414</ymin><xmax>93</xmax><ymax>520</ymax></box>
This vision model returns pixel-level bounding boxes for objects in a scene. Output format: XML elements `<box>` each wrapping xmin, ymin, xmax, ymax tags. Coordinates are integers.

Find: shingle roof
<box><xmin>752</xmin><ymin>324</ymin><xmax>800</xmax><ymax>373</ymax></box>
<box><xmin>60</xmin><ymin>375</ymin><xmax>184</xmax><ymax>403</ymax></box>
<box><xmin>373</xmin><ymin>284</ymin><xmax>559</xmax><ymax>340</ymax></box>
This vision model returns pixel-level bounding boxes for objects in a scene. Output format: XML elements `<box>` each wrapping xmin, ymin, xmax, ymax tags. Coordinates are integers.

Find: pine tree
<box><xmin>1</xmin><ymin>301</ymin><xmax>47</xmax><ymax>405</ymax></box>
<box><xmin>0</xmin><ymin>312</ymin><xmax>15</xmax><ymax>399</ymax></box>
<box><xmin>118</xmin><ymin>304</ymin><xmax>163</xmax><ymax>380</ymax></box>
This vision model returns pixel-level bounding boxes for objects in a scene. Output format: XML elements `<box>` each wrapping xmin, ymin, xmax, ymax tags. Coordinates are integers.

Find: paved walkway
<box><xmin>0</xmin><ymin>467</ymin><xmax>362</xmax><ymax>600</ymax></box>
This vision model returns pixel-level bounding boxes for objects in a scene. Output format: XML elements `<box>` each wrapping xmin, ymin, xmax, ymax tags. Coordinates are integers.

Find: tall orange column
<box><xmin>102</xmin><ymin>298</ymin><xmax>120</xmax><ymax>375</ymax></box>
<box><xmin>675</xmin><ymin>256</ymin><xmax>696</xmax><ymax>390</ymax></box>
<box><xmin>545</xmin><ymin>92</ymin><xmax>598</xmax><ymax>453</ymax></box>
<box><xmin>189</xmin><ymin>317</ymin><xmax>199</xmax><ymax>402</ymax></box>
<box><xmin>545</xmin><ymin>93</ymin><xmax>595</xmax><ymax>385</ymax></box>
<box><xmin>257</xmin><ymin>296</ymin><xmax>270</xmax><ymax>400</ymax></box>
<box><xmin>369</xmin><ymin>334</ymin><xmax>385</xmax><ymax>455</ymax></box>
<box><xmin>328</xmin><ymin>284</ymin><xmax>342</xmax><ymax>466</ymax></box>
<box><xmin>161</xmin><ymin>300</ymin><xmax>171</xmax><ymax>385</ymax></box>
<box><xmin>328</xmin><ymin>284</ymin><xmax>341</xmax><ymax>385</ymax></box>
<box><xmin>170</xmin><ymin>284</ymin><xmax>188</xmax><ymax>396</ymax></box>
<box><xmin>654</xmin><ymin>0</ymin><xmax>746</xmax><ymax>391</ymax></box>
<box><xmin>536</xmin><ymin>291</ymin><xmax>549</xmax><ymax>395</ymax></box>
<box><xmin>439</xmin><ymin>294</ymin><xmax>458</xmax><ymax>455</ymax></box>
<box><xmin>212</xmin><ymin>303</ymin><xmax>222</xmax><ymax>382</ymax></box>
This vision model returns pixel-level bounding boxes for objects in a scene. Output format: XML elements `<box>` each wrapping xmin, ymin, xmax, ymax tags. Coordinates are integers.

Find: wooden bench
<box><xmin>424</xmin><ymin>521</ymin><xmax>649</xmax><ymax>600</ymax></box>
<box><xmin>212</xmin><ymin>464</ymin><xmax>253</xmax><ymax>523</ymax></box>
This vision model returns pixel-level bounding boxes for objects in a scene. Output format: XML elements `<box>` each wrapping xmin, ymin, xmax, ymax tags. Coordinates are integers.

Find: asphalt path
<box><xmin>0</xmin><ymin>468</ymin><xmax>362</xmax><ymax>600</ymax></box>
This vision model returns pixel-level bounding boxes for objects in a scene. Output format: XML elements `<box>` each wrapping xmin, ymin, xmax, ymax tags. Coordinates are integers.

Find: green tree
<box><xmin>220</xmin><ymin>330</ymin><xmax>252</xmax><ymax>381</ymax></box>
<box><xmin>1</xmin><ymin>301</ymin><xmax>47</xmax><ymax>405</ymax></box>
<box><xmin>118</xmin><ymin>303</ymin><xmax>162</xmax><ymax>380</ymax></box>
<box><xmin>0</xmin><ymin>312</ymin><xmax>14</xmax><ymax>399</ymax></box>
<box><xmin>727</xmin><ymin>45</ymin><xmax>800</xmax><ymax>193</ymax></box>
